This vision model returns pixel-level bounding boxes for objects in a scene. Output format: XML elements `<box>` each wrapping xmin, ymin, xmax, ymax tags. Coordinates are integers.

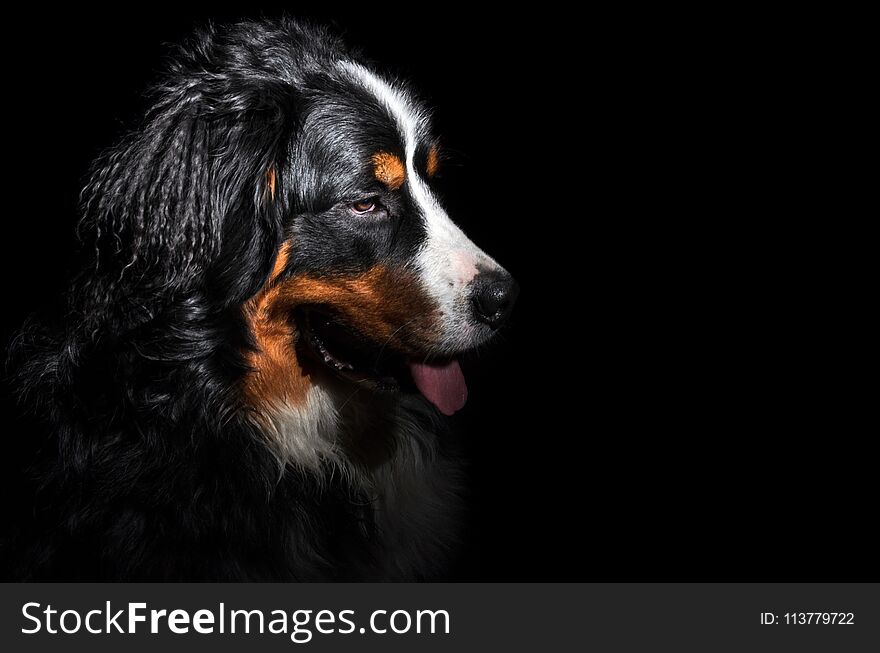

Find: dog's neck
<box><xmin>252</xmin><ymin>383</ymin><xmax>460</xmax><ymax>579</ymax></box>
<box><xmin>253</xmin><ymin>383</ymin><xmax>443</xmax><ymax>481</ymax></box>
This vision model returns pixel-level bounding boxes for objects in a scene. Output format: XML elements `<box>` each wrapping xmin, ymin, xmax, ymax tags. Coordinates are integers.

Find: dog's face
<box><xmin>245</xmin><ymin>63</ymin><xmax>517</xmax><ymax>416</ymax></box>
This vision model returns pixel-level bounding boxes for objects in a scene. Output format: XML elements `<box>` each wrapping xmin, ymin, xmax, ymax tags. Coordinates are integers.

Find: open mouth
<box><xmin>297</xmin><ymin>307</ymin><xmax>468</xmax><ymax>415</ymax></box>
<box><xmin>298</xmin><ymin>307</ymin><xmax>405</xmax><ymax>390</ymax></box>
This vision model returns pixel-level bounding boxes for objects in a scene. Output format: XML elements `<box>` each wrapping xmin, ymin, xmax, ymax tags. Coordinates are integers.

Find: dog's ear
<box><xmin>77</xmin><ymin>44</ymin><xmax>296</xmax><ymax>320</ymax></box>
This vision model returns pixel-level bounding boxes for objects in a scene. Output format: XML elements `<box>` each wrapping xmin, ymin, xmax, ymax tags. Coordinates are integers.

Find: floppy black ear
<box><xmin>77</xmin><ymin>35</ymin><xmax>296</xmax><ymax>322</ymax></box>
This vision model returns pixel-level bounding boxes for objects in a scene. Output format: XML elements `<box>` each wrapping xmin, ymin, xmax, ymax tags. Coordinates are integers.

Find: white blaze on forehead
<box><xmin>339</xmin><ymin>61</ymin><xmax>500</xmax><ymax>349</ymax></box>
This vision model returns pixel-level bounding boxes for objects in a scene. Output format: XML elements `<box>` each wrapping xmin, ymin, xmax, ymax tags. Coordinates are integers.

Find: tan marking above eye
<box><xmin>426</xmin><ymin>144</ymin><xmax>439</xmax><ymax>177</ymax></box>
<box><xmin>371</xmin><ymin>152</ymin><xmax>406</xmax><ymax>190</ymax></box>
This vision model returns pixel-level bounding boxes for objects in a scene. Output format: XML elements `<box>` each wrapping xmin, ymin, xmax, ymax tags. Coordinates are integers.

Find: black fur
<box><xmin>3</xmin><ymin>18</ymin><xmax>461</xmax><ymax>581</ymax></box>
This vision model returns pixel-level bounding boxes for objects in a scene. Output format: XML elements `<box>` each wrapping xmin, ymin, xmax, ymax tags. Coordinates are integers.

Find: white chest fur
<box><xmin>259</xmin><ymin>387</ymin><xmax>462</xmax><ymax>579</ymax></box>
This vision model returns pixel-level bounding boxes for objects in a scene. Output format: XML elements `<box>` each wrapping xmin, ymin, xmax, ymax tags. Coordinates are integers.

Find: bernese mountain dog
<box><xmin>4</xmin><ymin>17</ymin><xmax>516</xmax><ymax>581</ymax></box>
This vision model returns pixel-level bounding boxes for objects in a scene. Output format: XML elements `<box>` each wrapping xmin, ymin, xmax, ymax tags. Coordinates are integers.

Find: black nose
<box><xmin>471</xmin><ymin>271</ymin><xmax>518</xmax><ymax>329</ymax></box>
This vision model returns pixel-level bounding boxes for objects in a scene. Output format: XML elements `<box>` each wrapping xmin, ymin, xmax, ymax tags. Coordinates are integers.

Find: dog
<box><xmin>5</xmin><ymin>17</ymin><xmax>516</xmax><ymax>580</ymax></box>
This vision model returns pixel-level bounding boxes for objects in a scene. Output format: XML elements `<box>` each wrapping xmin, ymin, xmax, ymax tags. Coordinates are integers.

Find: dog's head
<box><xmin>78</xmin><ymin>19</ymin><xmax>516</xmax><ymax>418</ymax></box>
<box><xmin>247</xmin><ymin>60</ymin><xmax>517</xmax><ymax>416</ymax></box>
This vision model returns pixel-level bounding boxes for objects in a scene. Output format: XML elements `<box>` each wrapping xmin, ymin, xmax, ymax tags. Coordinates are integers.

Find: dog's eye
<box><xmin>350</xmin><ymin>199</ymin><xmax>378</xmax><ymax>215</ymax></box>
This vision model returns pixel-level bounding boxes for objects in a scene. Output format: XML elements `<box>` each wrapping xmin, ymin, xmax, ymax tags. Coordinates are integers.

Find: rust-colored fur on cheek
<box><xmin>243</xmin><ymin>242</ymin><xmax>312</xmax><ymax>408</ymax></box>
<box><xmin>275</xmin><ymin>266</ymin><xmax>438</xmax><ymax>347</ymax></box>
<box><xmin>243</xmin><ymin>242</ymin><xmax>439</xmax><ymax>410</ymax></box>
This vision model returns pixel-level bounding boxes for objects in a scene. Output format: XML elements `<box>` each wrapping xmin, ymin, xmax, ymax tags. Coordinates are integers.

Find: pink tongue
<box><xmin>408</xmin><ymin>359</ymin><xmax>468</xmax><ymax>416</ymax></box>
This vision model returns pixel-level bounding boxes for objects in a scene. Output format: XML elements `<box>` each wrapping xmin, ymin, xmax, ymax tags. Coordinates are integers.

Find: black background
<box><xmin>0</xmin><ymin>7</ymin><xmax>874</xmax><ymax>581</ymax></box>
